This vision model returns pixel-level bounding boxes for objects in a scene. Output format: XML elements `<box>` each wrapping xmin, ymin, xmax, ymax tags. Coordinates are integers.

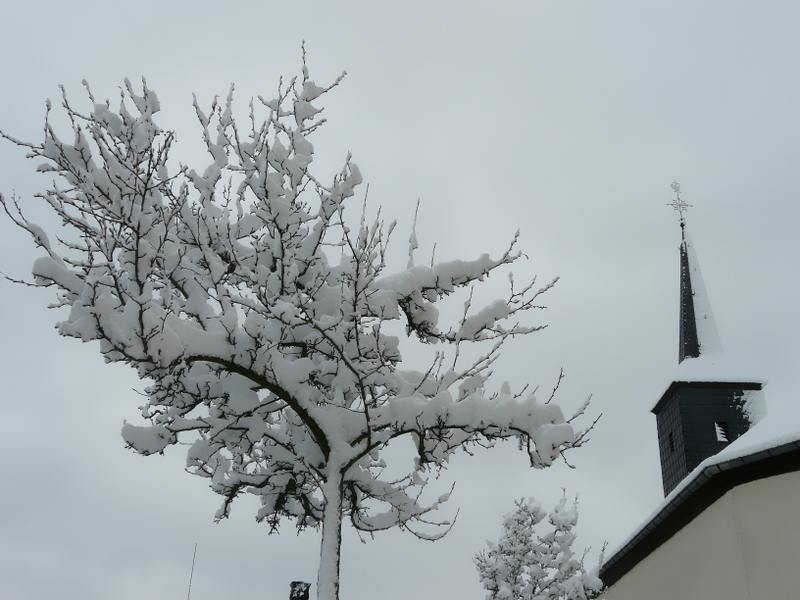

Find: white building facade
<box><xmin>601</xmin><ymin>442</ymin><xmax>800</xmax><ymax>600</ymax></box>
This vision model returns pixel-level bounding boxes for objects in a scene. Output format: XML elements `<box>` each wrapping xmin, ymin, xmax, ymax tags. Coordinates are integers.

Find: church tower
<box><xmin>651</xmin><ymin>182</ymin><xmax>763</xmax><ymax>496</ymax></box>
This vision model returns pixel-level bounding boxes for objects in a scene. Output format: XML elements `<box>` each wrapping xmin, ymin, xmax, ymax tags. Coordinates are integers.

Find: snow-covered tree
<box><xmin>475</xmin><ymin>496</ymin><xmax>604</xmax><ymax>600</ymax></box>
<box><xmin>1</xmin><ymin>55</ymin><xmax>594</xmax><ymax>600</ymax></box>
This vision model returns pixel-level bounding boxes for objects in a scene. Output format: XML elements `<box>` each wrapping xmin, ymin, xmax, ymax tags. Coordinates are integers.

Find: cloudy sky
<box><xmin>2</xmin><ymin>2</ymin><xmax>799</xmax><ymax>599</ymax></box>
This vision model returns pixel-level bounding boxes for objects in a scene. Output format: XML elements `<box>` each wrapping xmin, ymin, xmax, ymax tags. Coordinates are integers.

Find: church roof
<box><xmin>600</xmin><ymin>405</ymin><xmax>800</xmax><ymax>587</ymax></box>
<box><xmin>650</xmin><ymin>380</ymin><xmax>763</xmax><ymax>414</ymax></box>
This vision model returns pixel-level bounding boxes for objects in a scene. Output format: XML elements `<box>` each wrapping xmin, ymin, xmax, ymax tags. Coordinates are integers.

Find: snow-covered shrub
<box><xmin>475</xmin><ymin>496</ymin><xmax>604</xmax><ymax>600</ymax></box>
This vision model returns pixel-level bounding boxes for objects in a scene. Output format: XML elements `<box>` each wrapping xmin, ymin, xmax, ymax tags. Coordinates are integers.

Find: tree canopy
<box><xmin>1</xmin><ymin>56</ymin><xmax>594</xmax><ymax>600</ymax></box>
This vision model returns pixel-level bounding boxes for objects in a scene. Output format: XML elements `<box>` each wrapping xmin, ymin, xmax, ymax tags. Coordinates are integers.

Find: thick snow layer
<box><xmin>684</xmin><ymin>232</ymin><xmax>721</xmax><ymax>356</ymax></box>
<box><xmin>740</xmin><ymin>389</ymin><xmax>767</xmax><ymax>425</ymax></box>
<box><xmin>710</xmin><ymin>406</ymin><xmax>798</xmax><ymax>463</ymax></box>
<box><xmin>650</xmin><ymin>342</ymin><xmax>767</xmax><ymax>412</ymax></box>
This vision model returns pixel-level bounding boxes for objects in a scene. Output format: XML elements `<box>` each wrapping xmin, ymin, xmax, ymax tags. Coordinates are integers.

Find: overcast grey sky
<box><xmin>2</xmin><ymin>2</ymin><xmax>800</xmax><ymax>599</ymax></box>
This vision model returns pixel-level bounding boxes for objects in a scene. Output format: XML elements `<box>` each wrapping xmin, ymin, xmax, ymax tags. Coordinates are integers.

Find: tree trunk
<box><xmin>316</xmin><ymin>468</ymin><xmax>344</xmax><ymax>600</ymax></box>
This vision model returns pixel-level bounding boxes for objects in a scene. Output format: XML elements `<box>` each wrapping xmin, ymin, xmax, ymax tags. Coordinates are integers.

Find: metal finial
<box><xmin>666</xmin><ymin>180</ymin><xmax>692</xmax><ymax>222</ymax></box>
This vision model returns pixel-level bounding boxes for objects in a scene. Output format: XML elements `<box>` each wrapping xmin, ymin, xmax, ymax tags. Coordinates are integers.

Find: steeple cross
<box><xmin>666</xmin><ymin>180</ymin><xmax>692</xmax><ymax>222</ymax></box>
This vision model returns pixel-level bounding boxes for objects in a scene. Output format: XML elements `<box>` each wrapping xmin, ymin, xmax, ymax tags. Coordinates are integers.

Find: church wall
<box><xmin>602</xmin><ymin>470</ymin><xmax>800</xmax><ymax>600</ymax></box>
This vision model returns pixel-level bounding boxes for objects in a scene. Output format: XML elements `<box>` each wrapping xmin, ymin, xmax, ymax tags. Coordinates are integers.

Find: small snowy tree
<box><xmin>475</xmin><ymin>496</ymin><xmax>604</xmax><ymax>600</ymax></box>
<box><xmin>1</xmin><ymin>56</ymin><xmax>593</xmax><ymax>600</ymax></box>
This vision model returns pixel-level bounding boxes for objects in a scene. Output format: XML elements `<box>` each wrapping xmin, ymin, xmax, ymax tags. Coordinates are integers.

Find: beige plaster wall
<box><xmin>603</xmin><ymin>470</ymin><xmax>800</xmax><ymax>600</ymax></box>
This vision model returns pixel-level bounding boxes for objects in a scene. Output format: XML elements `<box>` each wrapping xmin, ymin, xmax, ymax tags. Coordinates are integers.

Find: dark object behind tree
<box><xmin>290</xmin><ymin>581</ymin><xmax>310</xmax><ymax>600</ymax></box>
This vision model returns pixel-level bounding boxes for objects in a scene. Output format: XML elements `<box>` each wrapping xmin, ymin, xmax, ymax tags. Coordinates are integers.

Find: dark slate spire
<box><xmin>667</xmin><ymin>181</ymin><xmax>700</xmax><ymax>363</ymax></box>
<box><xmin>678</xmin><ymin>225</ymin><xmax>700</xmax><ymax>362</ymax></box>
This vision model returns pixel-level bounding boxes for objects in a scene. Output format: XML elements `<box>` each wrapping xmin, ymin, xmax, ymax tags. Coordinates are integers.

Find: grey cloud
<box><xmin>2</xmin><ymin>2</ymin><xmax>799</xmax><ymax>599</ymax></box>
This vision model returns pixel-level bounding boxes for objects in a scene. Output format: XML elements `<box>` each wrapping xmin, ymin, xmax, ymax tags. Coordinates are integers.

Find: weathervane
<box><xmin>666</xmin><ymin>180</ymin><xmax>692</xmax><ymax>238</ymax></box>
<box><xmin>667</xmin><ymin>180</ymin><xmax>692</xmax><ymax>220</ymax></box>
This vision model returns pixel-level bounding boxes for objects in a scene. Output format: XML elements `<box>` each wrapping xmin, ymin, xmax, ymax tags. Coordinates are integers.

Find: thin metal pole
<box><xmin>186</xmin><ymin>543</ymin><xmax>198</xmax><ymax>600</ymax></box>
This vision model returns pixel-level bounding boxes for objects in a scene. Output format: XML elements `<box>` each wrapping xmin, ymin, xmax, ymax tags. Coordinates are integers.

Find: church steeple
<box><xmin>667</xmin><ymin>181</ymin><xmax>700</xmax><ymax>363</ymax></box>
<box><xmin>651</xmin><ymin>181</ymin><xmax>765</xmax><ymax>497</ymax></box>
